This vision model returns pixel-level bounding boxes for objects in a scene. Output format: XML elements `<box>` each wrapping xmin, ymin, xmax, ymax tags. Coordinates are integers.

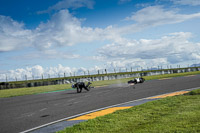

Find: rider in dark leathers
<box><xmin>72</xmin><ymin>82</ymin><xmax>91</xmax><ymax>93</ymax></box>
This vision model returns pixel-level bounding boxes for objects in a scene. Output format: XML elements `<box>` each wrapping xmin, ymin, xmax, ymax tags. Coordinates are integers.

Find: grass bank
<box><xmin>58</xmin><ymin>89</ymin><xmax>200</xmax><ymax>133</ymax></box>
<box><xmin>0</xmin><ymin>71</ymin><xmax>200</xmax><ymax>98</ymax></box>
<box><xmin>0</xmin><ymin>84</ymin><xmax>72</xmax><ymax>98</ymax></box>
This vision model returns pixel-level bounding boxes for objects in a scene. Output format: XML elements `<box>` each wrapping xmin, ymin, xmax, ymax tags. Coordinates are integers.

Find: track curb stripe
<box><xmin>147</xmin><ymin>91</ymin><xmax>189</xmax><ymax>99</ymax></box>
<box><xmin>69</xmin><ymin>106</ymin><xmax>132</xmax><ymax>120</ymax></box>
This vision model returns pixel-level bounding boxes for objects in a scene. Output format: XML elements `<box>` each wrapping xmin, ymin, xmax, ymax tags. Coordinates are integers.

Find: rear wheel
<box><xmin>87</xmin><ymin>84</ymin><xmax>94</xmax><ymax>91</ymax></box>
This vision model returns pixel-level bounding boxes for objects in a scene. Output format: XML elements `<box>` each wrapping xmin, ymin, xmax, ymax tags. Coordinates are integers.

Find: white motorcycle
<box><xmin>128</xmin><ymin>77</ymin><xmax>145</xmax><ymax>84</ymax></box>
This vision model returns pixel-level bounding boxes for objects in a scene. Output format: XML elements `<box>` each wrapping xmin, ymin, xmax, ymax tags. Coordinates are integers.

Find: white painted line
<box><xmin>54</xmin><ymin>103</ymin><xmax>60</xmax><ymax>106</ymax></box>
<box><xmin>20</xmin><ymin>86</ymin><xmax>200</xmax><ymax>133</ymax></box>
<box><xmin>67</xmin><ymin>98</ymin><xmax>76</xmax><ymax>102</ymax></box>
<box><xmin>39</xmin><ymin>108</ymin><xmax>47</xmax><ymax>112</ymax></box>
<box><xmin>63</xmin><ymin>100</ymin><xmax>82</xmax><ymax>106</ymax></box>
<box><xmin>73</xmin><ymin>101</ymin><xmax>81</xmax><ymax>104</ymax></box>
<box><xmin>83</xmin><ymin>95</ymin><xmax>91</xmax><ymax>98</ymax></box>
<box><xmin>17</xmin><ymin>112</ymin><xmax>35</xmax><ymax>119</ymax></box>
<box><xmin>96</xmin><ymin>90</ymin><xmax>111</xmax><ymax>94</ymax></box>
<box><xmin>184</xmin><ymin>87</ymin><xmax>200</xmax><ymax>91</ymax></box>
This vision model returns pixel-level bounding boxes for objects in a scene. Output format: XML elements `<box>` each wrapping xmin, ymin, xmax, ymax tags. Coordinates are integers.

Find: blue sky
<box><xmin>1</xmin><ymin>0</ymin><xmax>200</xmax><ymax>81</ymax></box>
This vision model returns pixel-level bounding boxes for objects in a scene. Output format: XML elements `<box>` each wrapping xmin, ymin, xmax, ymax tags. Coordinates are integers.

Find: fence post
<box><xmin>25</xmin><ymin>75</ymin><xmax>27</xmax><ymax>81</ymax></box>
<box><xmin>6</xmin><ymin>75</ymin><xmax>8</xmax><ymax>82</ymax></box>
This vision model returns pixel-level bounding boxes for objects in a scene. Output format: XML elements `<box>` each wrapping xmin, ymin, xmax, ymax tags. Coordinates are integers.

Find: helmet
<box><xmin>71</xmin><ymin>84</ymin><xmax>75</xmax><ymax>88</ymax></box>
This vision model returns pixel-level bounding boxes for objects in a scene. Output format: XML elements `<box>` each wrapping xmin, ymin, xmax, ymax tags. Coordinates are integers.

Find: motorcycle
<box><xmin>72</xmin><ymin>82</ymin><xmax>94</xmax><ymax>93</ymax></box>
<box><xmin>128</xmin><ymin>77</ymin><xmax>145</xmax><ymax>84</ymax></box>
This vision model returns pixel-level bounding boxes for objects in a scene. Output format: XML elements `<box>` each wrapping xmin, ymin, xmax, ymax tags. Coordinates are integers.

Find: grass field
<box><xmin>0</xmin><ymin>71</ymin><xmax>200</xmax><ymax>98</ymax></box>
<box><xmin>58</xmin><ymin>89</ymin><xmax>200</xmax><ymax>133</ymax></box>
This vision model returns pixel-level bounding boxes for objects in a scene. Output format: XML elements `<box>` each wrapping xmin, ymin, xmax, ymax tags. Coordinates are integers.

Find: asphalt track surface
<box><xmin>0</xmin><ymin>75</ymin><xmax>200</xmax><ymax>133</ymax></box>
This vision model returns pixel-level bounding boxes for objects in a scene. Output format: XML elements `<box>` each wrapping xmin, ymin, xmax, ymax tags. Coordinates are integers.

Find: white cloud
<box><xmin>171</xmin><ymin>0</ymin><xmax>200</xmax><ymax>6</ymax></box>
<box><xmin>0</xmin><ymin>9</ymin><xmax>122</xmax><ymax>53</ymax></box>
<box><xmin>1</xmin><ymin>5</ymin><xmax>200</xmax><ymax>71</ymax></box>
<box><xmin>96</xmin><ymin>32</ymin><xmax>200</xmax><ymax>66</ymax></box>
<box><xmin>13</xmin><ymin>49</ymin><xmax>80</xmax><ymax>60</ymax></box>
<box><xmin>125</xmin><ymin>6</ymin><xmax>200</xmax><ymax>26</ymax></box>
<box><xmin>0</xmin><ymin>10</ymin><xmax>102</xmax><ymax>52</ymax></box>
<box><xmin>0</xmin><ymin>64</ymin><xmax>101</xmax><ymax>81</ymax></box>
<box><xmin>0</xmin><ymin>15</ymin><xmax>32</xmax><ymax>52</ymax></box>
<box><xmin>118</xmin><ymin>0</ymin><xmax>131</xmax><ymax>4</ymax></box>
<box><xmin>38</xmin><ymin>0</ymin><xmax>95</xmax><ymax>14</ymax></box>
<box><xmin>1</xmin><ymin>6</ymin><xmax>200</xmax><ymax>53</ymax></box>
<box><xmin>118</xmin><ymin>6</ymin><xmax>200</xmax><ymax>35</ymax></box>
<box><xmin>31</xmin><ymin>65</ymin><xmax>44</xmax><ymax>77</ymax></box>
<box><xmin>43</xmin><ymin>50</ymin><xmax>80</xmax><ymax>59</ymax></box>
<box><xmin>33</xmin><ymin>10</ymin><xmax>104</xmax><ymax>50</ymax></box>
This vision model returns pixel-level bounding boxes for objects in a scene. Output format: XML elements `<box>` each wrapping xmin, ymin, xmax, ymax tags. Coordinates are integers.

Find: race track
<box><xmin>0</xmin><ymin>75</ymin><xmax>200</xmax><ymax>133</ymax></box>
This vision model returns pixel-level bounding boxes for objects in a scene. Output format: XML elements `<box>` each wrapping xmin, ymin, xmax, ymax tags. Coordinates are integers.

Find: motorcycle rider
<box><xmin>128</xmin><ymin>76</ymin><xmax>145</xmax><ymax>85</ymax></box>
<box><xmin>72</xmin><ymin>82</ymin><xmax>92</xmax><ymax>93</ymax></box>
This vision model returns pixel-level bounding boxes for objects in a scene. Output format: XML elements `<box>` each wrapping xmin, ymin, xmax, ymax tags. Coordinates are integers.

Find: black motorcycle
<box><xmin>72</xmin><ymin>82</ymin><xmax>94</xmax><ymax>93</ymax></box>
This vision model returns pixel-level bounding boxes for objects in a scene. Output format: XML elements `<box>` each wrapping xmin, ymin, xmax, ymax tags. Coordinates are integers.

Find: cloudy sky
<box><xmin>0</xmin><ymin>0</ymin><xmax>200</xmax><ymax>81</ymax></box>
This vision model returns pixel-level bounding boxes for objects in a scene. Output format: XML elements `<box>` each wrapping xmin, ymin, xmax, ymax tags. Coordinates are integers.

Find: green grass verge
<box><xmin>0</xmin><ymin>84</ymin><xmax>73</xmax><ymax>98</ymax></box>
<box><xmin>0</xmin><ymin>71</ymin><xmax>200</xmax><ymax>98</ymax></box>
<box><xmin>58</xmin><ymin>89</ymin><xmax>200</xmax><ymax>133</ymax></box>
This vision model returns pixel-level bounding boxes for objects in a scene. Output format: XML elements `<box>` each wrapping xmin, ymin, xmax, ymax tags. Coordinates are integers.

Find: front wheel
<box><xmin>77</xmin><ymin>87</ymin><xmax>82</xmax><ymax>93</ymax></box>
<box><xmin>140</xmin><ymin>78</ymin><xmax>145</xmax><ymax>83</ymax></box>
